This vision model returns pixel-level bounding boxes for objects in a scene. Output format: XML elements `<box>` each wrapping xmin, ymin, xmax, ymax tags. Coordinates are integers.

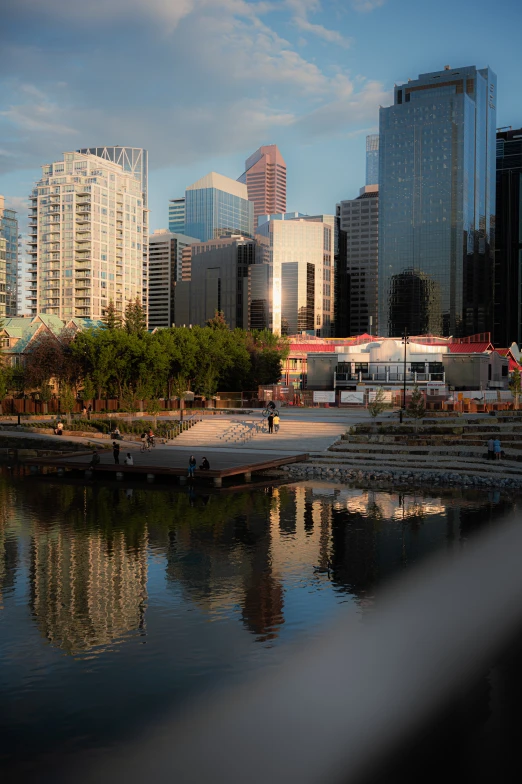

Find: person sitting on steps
<box><xmin>199</xmin><ymin>457</ymin><xmax>210</xmax><ymax>470</ymax></box>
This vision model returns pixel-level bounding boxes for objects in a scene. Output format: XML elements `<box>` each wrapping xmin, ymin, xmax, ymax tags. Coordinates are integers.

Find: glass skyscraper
<box><xmin>0</xmin><ymin>196</ymin><xmax>19</xmax><ymax>316</ymax></box>
<box><xmin>378</xmin><ymin>65</ymin><xmax>497</xmax><ymax>337</ymax></box>
<box><xmin>366</xmin><ymin>135</ymin><xmax>379</xmax><ymax>186</ymax></box>
<box><xmin>494</xmin><ymin>128</ymin><xmax>522</xmax><ymax>346</ymax></box>
<box><xmin>168</xmin><ymin>198</ymin><xmax>186</xmax><ymax>234</ymax></box>
<box><xmin>185</xmin><ymin>172</ymin><xmax>253</xmax><ymax>243</ymax></box>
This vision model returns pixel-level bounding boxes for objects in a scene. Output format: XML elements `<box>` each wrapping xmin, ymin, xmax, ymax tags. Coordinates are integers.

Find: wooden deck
<box><xmin>24</xmin><ymin>449</ymin><xmax>309</xmax><ymax>487</ymax></box>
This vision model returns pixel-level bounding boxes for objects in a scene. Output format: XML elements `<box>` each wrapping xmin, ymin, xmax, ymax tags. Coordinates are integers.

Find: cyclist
<box><xmin>147</xmin><ymin>428</ymin><xmax>155</xmax><ymax>448</ymax></box>
<box><xmin>140</xmin><ymin>431</ymin><xmax>148</xmax><ymax>451</ymax></box>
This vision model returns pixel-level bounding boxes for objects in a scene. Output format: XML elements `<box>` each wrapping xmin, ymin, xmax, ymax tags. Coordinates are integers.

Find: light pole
<box><xmin>400</xmin><ymin>329</ymin><xmax>409</xmax><ymax>423</ymax></box>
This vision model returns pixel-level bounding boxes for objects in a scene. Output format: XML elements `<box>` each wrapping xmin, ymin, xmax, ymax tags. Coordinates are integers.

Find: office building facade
<box><xmin>256</xmin><ymin>218</ymin><xmax>333</xmax><ymax>336</ymax></box>
<box><xmin>168</xmin><ymin>198</ymin><xmax>186</xmax><ymax>235</ymax></box>
<box><xmin>28</xmin><ymin>152</ymin><xmax>147</xmax><ymax>321</ymax></box>
<box><xmin>148</xmin><ymin>229</ymin><xmax>199</xmax><ymax>329</ymax></box>
<box><xmin>366</xmin><ymin>135</ymin><xmax>379</xmax><ymax>186</ymax></box>
<box><xmin>174</xmin><ymin>236</ymin><xmax>265</xmax><ymax>329</ymax></box>
<box><xmin>337</xmin><ymin>185</ymin><xmax>379</xmax><ymax>336</ymax></box>
<box><xmin>378</xmin><ymin>65</ymin><xmax>497</xmax><ymax>337</ymax></box>
<box><xmin>238</xmin><ymin>145</ymin><xmax>286</xmax><ymax>229</ymax></box>
<box><xmin>494</xmin><ymin>128</ymin><xmax>522</xmax><ymax>346</ymax></box>
<box><xmin>185</xmin><ymin>172</ymin><xmax>253</xmax><ymax>243</ymax></box>
<box><xmin>0</xmin><ymin>195</ymin><xmax>19</xmax><ymax>316</ymax></box>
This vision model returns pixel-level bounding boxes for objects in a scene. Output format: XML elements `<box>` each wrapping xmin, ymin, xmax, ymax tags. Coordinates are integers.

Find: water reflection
<box><xmin>0</xmin><ymin>470</ymin><xmax>518</xmax><ymax>777</ymax></box>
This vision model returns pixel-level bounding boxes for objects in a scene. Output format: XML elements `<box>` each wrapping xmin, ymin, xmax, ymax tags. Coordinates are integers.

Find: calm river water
<box><xmin>0</xmin><ymin>468</ymin><xmax>518</xmax><ymax>780</ymax></box>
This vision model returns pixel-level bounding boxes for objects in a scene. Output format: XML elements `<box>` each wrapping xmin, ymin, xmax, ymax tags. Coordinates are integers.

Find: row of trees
<box><xmin>0</xmin><ymin>306</ymin><xmax>289</xmax><ymax>407</ymax></box>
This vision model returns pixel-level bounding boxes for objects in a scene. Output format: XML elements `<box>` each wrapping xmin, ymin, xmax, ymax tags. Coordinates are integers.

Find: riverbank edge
<box><xmin>280</xmin><ymin>463</ymin><xmax>522</xmax><ymax>489</ymax></box>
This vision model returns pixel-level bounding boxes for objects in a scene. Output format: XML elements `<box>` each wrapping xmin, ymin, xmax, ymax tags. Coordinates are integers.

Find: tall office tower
<box><xmin>168</xmin><ymin>197</ymin><xmax>186</xmax><ymax>234</ymax></box>
<box><xmin>256</xmin><ymin>217</ymin><xmax>333</xmax><ymax>336</ymax></box>
<box><xmin>0</xmin><ymin>195</ymin><xmax>19</xmax><ymax>316</ymax></box>
<box><xmin>174</xmin><ymin>236</ymin><xmax>266</xmax><ymax>329</ymax></box>
<box><xmin>238</xmin><ymin>145</ymin><xmax>287</xmax><ymax>229</ymax></box>
<box><xmin>494</xmin><ymin>128</ymin><xmax>522</xmax><ymax>346</ymax></box>
<box><xmin>0</xmin><ymin>236</ymin><xmax>6</xmax><ymax>320</ymax></box>
<box><xmin>337</xmin><ymin>186</ymin><xmax>379</xmax><ymax>336</ymax></box>
<box><xmin>28</xmin><ymin>152</ymin><xmax>146</xmax><ymax>320</ymax></box>
<box><xmin>378</xmin><ymin>65</ymin><xmax>497</xmax><ymax>337</ymax></box>
<box><xmin>185</xmin><ymin>172</ymin><xmax>253</xmax><ymax>242</ymax></box>
<box><xmin>148</xmin><ymin>229</ymin><xmax>199</xmax><ymax>329</ymax></box>
<box><xmin>366</xmin><ymin>135</ymin><xmax>379</xmax><ymax>186</ymax></box>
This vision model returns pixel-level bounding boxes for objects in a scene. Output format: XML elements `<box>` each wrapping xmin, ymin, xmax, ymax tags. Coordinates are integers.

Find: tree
<box><xmin>407</xmin><ymin>384</ymin><xmax>426</xmax><ymax>421</ymax></box>
<box><xmin>0</xmin><ymin>367</ymin><xmax>10</xmax><ymax>414</ymax></box>
<box><xmin>102</xmin><ymin>299</ymin><xmax>122</xmax><ymax>330</ymax></box>
<box><xmin>510</xmin><ymin>367</ymin><xmax>521</xmax><ymax>410</ymax></box>
<box><xmin>59</xmin><ymin>383</ymin><xmax>76</xmax><ymax>423</ymax></box>
<box><xmin>82</xmin><ymin>376</ymin><xmax>96</xmax><ymax>402</ymax></box>
<box><xmin>206</xmin><ymin>310</ymin><xmax>228</xmax><ymax>330</ymax></box>
<box><xmin>171</xmin><ymin>374</ymin><xmax>188</xmax><ymax>424</ymax></box>
<box><xmin>125</xmin><ymin>296</ymin><xmax>147</xmax><ymax>334</ymax></box>
<box><xmin>368</xmin><ymin>387</ymin><xmax>388</xmax><ymax>417</ymax></box>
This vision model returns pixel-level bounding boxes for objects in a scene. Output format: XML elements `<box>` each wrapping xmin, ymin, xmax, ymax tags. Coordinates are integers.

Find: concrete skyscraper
<box><xmin>378</xmin><ymin>65</ymin><xmax>497</xmax><ymax>337</ymax></box>
<box><xmin>0</xmin><ymin>195</ymin><xmax>19</xmax><ymax>316</ymax></box>
<box><xmin>184</xmin><ymin>172</ymin><xmax>253</xmax><ymax>242</ymax></box>
<box><xmin>28</xmin><ymin>152</ymin><xmax>147</xmax><ymax>321</ymax></box>
<box><xmin>239</xmin><ymin>145</ymin><xmax>286</xmax><ymax>229</ymax></box>
<box><xmin>148</xmin><ymin>229</ymin><xmax>199</xmax><ymax>329</ymax></box>
<box><xmin>77</xmin><ymin>147</ymin><xmax>148</xmax><ymax>204</ymax></box>
<box><xmin>0</xmin><ymin>236</ymin><xmax>6</xmax><ymax>320</ymax></box>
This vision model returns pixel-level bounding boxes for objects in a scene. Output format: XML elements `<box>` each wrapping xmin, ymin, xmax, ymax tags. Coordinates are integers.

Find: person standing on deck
<box><xmin>188</xmin><ymin>455</ymin><xmax>197</xmax><ymax>478</ymax></box>
<box><xmin>113</xmin><ymin>441</ymin><xmax>120</xmax><ymax>464</ymax></box>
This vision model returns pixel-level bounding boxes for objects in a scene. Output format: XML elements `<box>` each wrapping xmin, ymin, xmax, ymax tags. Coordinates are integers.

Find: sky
<box><xmin>1</xmin><ymin>0</ymin><xmax>522</xmax><ymax>235</ymax></box>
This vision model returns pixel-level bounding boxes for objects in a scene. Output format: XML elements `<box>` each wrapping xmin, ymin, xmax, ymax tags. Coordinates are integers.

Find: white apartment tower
<box><xmin>28</xmin><ymin>152</ymin><xmax>147</xmax><ymax>320</ymax></box>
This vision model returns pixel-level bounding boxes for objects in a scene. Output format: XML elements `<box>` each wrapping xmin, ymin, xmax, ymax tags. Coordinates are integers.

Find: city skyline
<box><xmin>1</xmin><ymin>1</ymin><xmax>522</xmax><ymax>236</ymax></box>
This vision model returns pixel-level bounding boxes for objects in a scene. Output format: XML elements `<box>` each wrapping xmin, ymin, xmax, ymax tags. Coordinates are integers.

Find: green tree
<box><xmin>171</xmin><ymin>374</ymin><xmax>188</xmax><ymax>424</ymax></box>
<box><xmin>82</xmin><ymin>375</ymin><xmax>96</xmax><ymax>401</ymax></box>
<box><xmin>510</xmin><ymin>367</ymin><xmax>521</xmax><ymax>410</ymax></box>
<box><xmin>59</xmin><ymin>383</ymin><xmax>76</xmax><ymax>423</ymax></box>
<box><xmin>102</xmin><ymin>299</ymin><xmax>122</xmax><ymax>330</ymax></box>
<box><xmin>407</xmin><ymin>384</ymin><xmax>426</xmax><ymax>420</ymax></box>
<box><xmin>368</xmin><ymin>387</ymin><xmax>388</xmax><ymax>417</ymax></box>
<box><xmin>0</xmin><ymin>367</ymin><xmax>10</xmax><ymax>414</ymax></box>
<box><xmin>206</xmin><ymin>310</ymin><xmax>228</xmax><ymax>329</ymax></box>
<box><xmin>125</xmin><ymin>296</ymin><xmax>147</xmax><ymax>334</ymax></box>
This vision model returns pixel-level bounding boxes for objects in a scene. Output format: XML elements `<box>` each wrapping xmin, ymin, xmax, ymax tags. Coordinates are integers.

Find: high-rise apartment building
<box><xmin>256</xmin><ymin>218</ymin><xmax>333</xmax><ymax>336</ymax></box>
<box><xmin>184</xmin><ymin>172</ymin><xmax>253</xmax><ymax>243</ymax></box>
<box><xmin>174</xmin><ymin>236</ymin><xmax>266</xmax><ymax>329</ymax></box>
<box><xmin>0</xmin><ymin>237</ymin><xmax>6</xmax><ymax>320</ymax></box>
<box><xmin>28</xmin><ymin>152</ymin><xmax>147</xmax><ymax>320</ymax></box>
<box><xmin>168</xmin><ymin>198</ymin><xmax>186</xmax><ymax>234</ymax></box>
<box><xmin>378</xmin><ymin>65</ymin><xmax>497</xmax><ymax>337</ymax></box>
<box><xmin>148</xmin><ymin>229</ymin><xmax>199</xmax><ymax>329</ymax></box>
<box><xmin>366</xmin><ymin>135</ymin><xmax>379</xmax><ymax>186</ymax></box>
<box><xmin>0</xmin><ymin>195</ymin><xmax>19</xmax><ymax>316</ymax></box>
<box><xmin>78</xmin><ymin>147</ymin><xmax>148</xmax><ymax>203</ymax></box>
<box><xmin>239</xmin><ymin>145</ymin><xmax>286</xmax><ymax>229</ymax></box>
<box><xmin>78</xmin><ymin>146</ymin><xmax>149</xmax><ymax>317</ymax></box>
<box><xmin>337</xmin><ymin>185</ymin><xmax>379</xmax><ymax>336</ymax></box>
<box><xmin>494</xmin><ymin>128</ymin><xmax>522</xmax><ymax>347</ymax></box>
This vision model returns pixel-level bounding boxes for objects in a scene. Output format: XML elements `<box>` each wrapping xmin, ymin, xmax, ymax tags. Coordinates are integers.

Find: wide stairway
<box><xmin>173</xmin><ymin>418</ymin><xmax>345</xmax><ymax>453</ymax></box>
<box><xmin>308</xmin><ymin>415</ymin><xmax>522</xmax><ymax>478</ymax></box>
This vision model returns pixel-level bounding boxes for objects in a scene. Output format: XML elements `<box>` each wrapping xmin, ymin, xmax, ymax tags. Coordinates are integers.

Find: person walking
<box><xmin>267</xmin><ymin>412</ymin><xmax>274</xmax><ymax>434</ymax></box>
<box><xmin>273</xmin><ymin>412</ymin><xmax>280</xmax><ymax>433</ymax></box>
<box><xmin>89</xmin><ymin>450</ymin><xmax>100</xmax><ymax>470</ymax></box>
<box><xmin>113</xmin><ymin>441</ymin><xmax>120</xmax><ymax>464</ymax></box>
<box><xmin>87</xmin><ymin>404</ymin><xmax>92</xmax><ymax>420</ymax></box>
<box><xmin>494</xmin><ymin>438</ymin><xmax>502</xmax><ymax>460</ymax></box>
<box><xmin>188</xmin><ymin>455</ymin><xmax>197</xmax><ymax>479</ymax></box>
<box><xmin>487</xmin><ymin>437</ymin><xmax>495</xmax><ymax>461</ymax></box>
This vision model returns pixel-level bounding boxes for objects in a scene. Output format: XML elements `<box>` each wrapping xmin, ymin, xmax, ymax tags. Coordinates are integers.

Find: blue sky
<box><xmin>1</xmin><ymin>0</ymin><xmax>522</xmax><ymax>233</ymax></box>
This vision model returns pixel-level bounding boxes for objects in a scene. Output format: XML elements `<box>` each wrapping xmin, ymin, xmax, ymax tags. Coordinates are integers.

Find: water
<box><xmin>0</xmin><ymin>468</ymin><xmax>518</xmax><ymax>780</ymax></box>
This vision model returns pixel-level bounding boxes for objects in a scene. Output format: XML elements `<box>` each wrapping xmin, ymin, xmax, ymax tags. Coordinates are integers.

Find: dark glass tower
<box><xmin>378</xmin><ymin>65</ymin><xmax>497</xmax><ymax>337</ymax></box>
<box><xmin>494</xmin><ymin>128</ymin><xmax>522</xmax><ymax>347</ymax></box>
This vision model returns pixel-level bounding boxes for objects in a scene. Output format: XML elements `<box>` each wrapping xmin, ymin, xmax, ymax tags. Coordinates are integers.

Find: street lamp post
<box><xmin>400</xmin><ymin>330</ymin><xmax>409</xmax><ymax>424</ymax></box>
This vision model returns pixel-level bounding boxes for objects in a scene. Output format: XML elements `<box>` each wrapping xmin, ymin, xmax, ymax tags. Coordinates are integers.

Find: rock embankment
<box><xmin>282</xmin><ymin>463</ymin><xmax>522</xmax><ymax>489</ymax></box>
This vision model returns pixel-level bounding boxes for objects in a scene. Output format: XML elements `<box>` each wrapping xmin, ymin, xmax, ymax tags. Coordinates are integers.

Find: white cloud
<box><xmin>285</xmin><ymin>0</ymin><xmax>351</xmax><ymax>47</ymax></box>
